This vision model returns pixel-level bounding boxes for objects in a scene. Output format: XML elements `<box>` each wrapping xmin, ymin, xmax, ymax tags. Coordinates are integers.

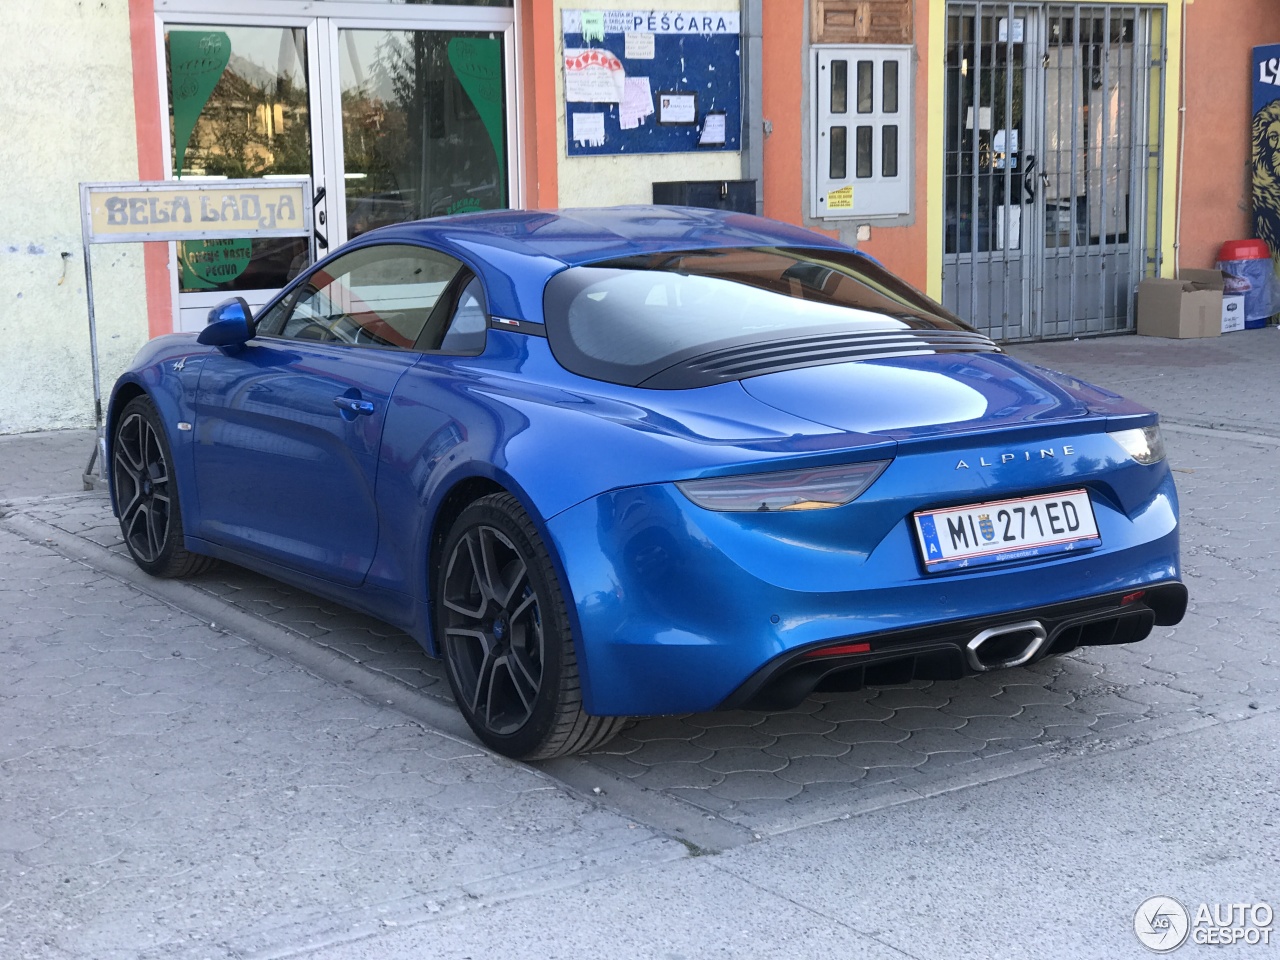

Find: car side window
<box><xmin>253</xmin><ymin>296</ymin><xmax>291</xmax><ymax>338</ymax></box>
<box><xmin>265</xmin><ymin>244</ymin><xmax>464</xmax><ymax>349</ymax></box>
<box><xmin>435</xmin><ymin>275</ymin><xmax>489</xmax><ymax>355</ymax></box>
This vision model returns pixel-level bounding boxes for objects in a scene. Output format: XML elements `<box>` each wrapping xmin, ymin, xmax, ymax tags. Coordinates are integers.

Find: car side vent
<box><xmin>641</xmin><ymin>329</ymin><xmax>1000</xmax><ymax>388</ymax></box>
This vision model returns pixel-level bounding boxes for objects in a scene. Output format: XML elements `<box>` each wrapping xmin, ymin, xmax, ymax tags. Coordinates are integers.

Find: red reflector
<box><xmin>1121</xmin><ymin>590</ymin><xmax>1146</xmax><ymax>606</ymax></box>
<box><xmin>802</xmin><ymin>642</ymin><xmax>872</xmax><ymax>659</ymax></box>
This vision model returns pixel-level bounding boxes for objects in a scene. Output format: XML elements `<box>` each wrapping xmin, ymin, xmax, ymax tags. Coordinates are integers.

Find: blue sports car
<box><xmin>108</xmin><ymin>206</ymin><xmax>1186</xmax><ymax>759</ymax></box>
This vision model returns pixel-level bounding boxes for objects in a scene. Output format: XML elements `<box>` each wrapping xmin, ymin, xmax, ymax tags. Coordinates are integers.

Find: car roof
<box><xmin>353</xmin><ymin>206</ymin><xmax>856</xmax><ymax>322</ymax></box>
<box><xmin>362</xmin><ymin>205</ymin><xmax>851</xmax><ymax>265</ymax></box>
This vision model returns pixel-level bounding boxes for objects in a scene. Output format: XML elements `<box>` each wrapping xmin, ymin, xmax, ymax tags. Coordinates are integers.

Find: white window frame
<box><xmin>811</xmin><ymin>45</ymin><xmax>912</xmax><ymax>220</ymax></box>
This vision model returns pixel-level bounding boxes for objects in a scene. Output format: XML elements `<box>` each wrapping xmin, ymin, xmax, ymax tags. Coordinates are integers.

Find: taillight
<box><xmin>676</xmin><ymin>460</ymin><xmax>890</xmax><ymax>513</ymax></box>
<box><xmin>1110</xmin><ymin>424</ymin><xmax>1165</xmax><ymax>465</ymax></box>
<box><xmin>801</xmin><ymin>641</ymin><xmax>872</xmax><ymax>658</ymax></box>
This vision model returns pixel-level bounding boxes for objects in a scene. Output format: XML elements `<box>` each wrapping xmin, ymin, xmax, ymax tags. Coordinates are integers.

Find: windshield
<box><xmin>542</xmin><ymin>246</ymin><xmax>985</xmax><ymax>388</ymax></box>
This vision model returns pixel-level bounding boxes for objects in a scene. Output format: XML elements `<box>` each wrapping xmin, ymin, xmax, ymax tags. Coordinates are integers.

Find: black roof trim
<box><xmin>641</xmin><ymin>329</ymin><xmax>1001</xmax><ymax>388</ymax></box>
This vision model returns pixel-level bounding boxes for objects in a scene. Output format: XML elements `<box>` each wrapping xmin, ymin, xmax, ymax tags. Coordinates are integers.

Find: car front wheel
<box><xmin>112</xmin><ymin>396</ymin><xmax>214</xmax><ymax>578</ymax></box>
<box><xmin>436</xmin><ymin>493</ymin><xmax>626</xmax><ymax>759</ymax></box>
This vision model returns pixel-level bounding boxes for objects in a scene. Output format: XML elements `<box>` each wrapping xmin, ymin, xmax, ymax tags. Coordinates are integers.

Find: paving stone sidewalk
<box><xmin>5</xmin><ymin>335</ymin><xmax>1277</xmax><ymax>841</ymax></box>
<box><xmin>0</xmin><ymin>522</ymin><xmax>678</xmax><ymax>960</ymax></box>
<box><xmin>5</xmin><ymin>333</ymin><xmax>1280</xmax><ymax>960</ymax></box>
<box><xmin>1013</xmin><ymin>327</ymin><xmax>1280</xmax><ymax>436</ymax></box>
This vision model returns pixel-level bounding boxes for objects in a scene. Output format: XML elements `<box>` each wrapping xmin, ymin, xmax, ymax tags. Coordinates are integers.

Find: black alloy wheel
<box><xmin>111</xmin><ymin>397</ymin><xmax>213</xmax><ymax>578</ymax></box>
<box><xmin>436</xmin><ymin>493</ymin><xmax>626</xmax><ymax>759</ymax></box>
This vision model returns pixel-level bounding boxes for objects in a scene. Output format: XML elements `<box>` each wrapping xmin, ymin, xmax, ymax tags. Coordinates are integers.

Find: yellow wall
<box><xmin>0</xmin><ymin>0</ymin><xmax>150</xmax><ymax>434</ymax></box>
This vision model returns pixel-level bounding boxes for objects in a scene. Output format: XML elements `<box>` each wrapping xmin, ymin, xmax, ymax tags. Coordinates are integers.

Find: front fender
<box><xmin>106</xmin><ymin>336</ymin><xmax>209</xmax><ymax>518</ymax></box>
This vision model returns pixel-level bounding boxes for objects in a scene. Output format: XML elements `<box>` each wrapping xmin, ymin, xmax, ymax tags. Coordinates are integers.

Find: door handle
<box><xmin>333</xmin><ymin>396</ymin><xmax>375</xmax><ymax>416</ymax></box>
<box><xmin>1022</xmin><ymin>155</ymin><xmax>1038</xmax><ymax>204</ymax></box>
<box><xmin>313</xmin><ymin>186</ymin><xmax>328</xmax><ymax>249</ymax></box>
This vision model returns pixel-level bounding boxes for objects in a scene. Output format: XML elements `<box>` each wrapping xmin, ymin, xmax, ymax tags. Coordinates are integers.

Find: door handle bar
<box><xmin>333</xmin><ymin>396</ymin><xmax>375</xmax><ymax>416</ymax></box>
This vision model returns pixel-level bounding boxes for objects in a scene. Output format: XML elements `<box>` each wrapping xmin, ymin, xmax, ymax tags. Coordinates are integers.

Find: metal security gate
<box><xmin>942</xmin><ymin>3</ymin><xmax>1167</xmax><ymax>341</ymax></box>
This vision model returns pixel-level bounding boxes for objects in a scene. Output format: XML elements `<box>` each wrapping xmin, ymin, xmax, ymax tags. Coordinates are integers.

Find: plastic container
<box><xmin>1215</xmin><ymin>239</ymin><xmax>1275</xmax><ymax>328</ymax></box>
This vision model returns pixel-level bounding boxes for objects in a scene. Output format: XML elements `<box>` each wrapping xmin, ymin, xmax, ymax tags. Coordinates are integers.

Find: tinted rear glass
<box><xmin>542</xmin><ymin>246</ymin><xmax>979</xmax><ymax>387</ymax></box>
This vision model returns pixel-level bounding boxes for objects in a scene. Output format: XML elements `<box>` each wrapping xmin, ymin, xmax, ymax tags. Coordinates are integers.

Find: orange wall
<box><xmin>760</xmin><ymin>0</ymin><xmax>931</xmax><ymax>289</ymax></box>
<box><xmin>521</xmin><ymin>0</ymin><xmax>558</xmax><ymax>208</ymax></box>
<box><xmin>1181</xmin><ymin>0</ymin><xmax>1280</xmax><ymax>268</ymax></box>
<box><xmin>128</xmin><ymin>0</ymin><xmax>172</xmax><ymax>338</ymax></box>
<box><xmin>856</xmin><ymin>0</ymin><xmax>932</xmax><ymax>290</ymax></box>
<box><xmin>760</xmin><ymin>0</ymin><xmax>808</xmax><ymax>227</ymax></box>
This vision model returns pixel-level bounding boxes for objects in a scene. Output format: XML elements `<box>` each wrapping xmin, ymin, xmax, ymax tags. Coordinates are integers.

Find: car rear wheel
<box><xmin>436</xmin><ymin>493</ymin><xmax>626</xmax><ymax>759</ymax></box>
<box><xmin>112</xmin><ymin>396</ymin><xmax>214</xmax><ymax>578</ymax></box>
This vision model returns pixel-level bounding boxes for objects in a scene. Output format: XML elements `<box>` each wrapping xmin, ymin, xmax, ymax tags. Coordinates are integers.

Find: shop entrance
<box><xmin>157</xmin><ymin>2</ymin><xmax>516</xmax><ymax>331</ymax></box>
<box><xmin>942</xmin><ymin>3</ymin><xmax>1167</xmax><ymax>341</ymax></box>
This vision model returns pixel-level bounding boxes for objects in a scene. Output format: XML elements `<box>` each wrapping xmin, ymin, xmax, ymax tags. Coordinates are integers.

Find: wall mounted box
<box><xmin>1136</xmin><ymin>269</ymin><xmax>1224</xmax><ymax>339</ymax></box>
<box><xmin>652</xmin><ymin>180</ymin><xmax>757</xmax><ymax>214</ymax></box>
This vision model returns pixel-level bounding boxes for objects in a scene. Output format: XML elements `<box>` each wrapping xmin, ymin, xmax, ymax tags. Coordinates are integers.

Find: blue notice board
<box><xmin>562</xmin><ymin>9</ymin><xmax>741</xmax><ymax>156</ymax></box>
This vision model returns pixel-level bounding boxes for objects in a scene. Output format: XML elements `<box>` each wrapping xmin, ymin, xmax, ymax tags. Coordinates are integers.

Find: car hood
<box><xmin>739</xmin><ymin>353</ymin><xmax>1150</xmax><ymax>440</ymax></box>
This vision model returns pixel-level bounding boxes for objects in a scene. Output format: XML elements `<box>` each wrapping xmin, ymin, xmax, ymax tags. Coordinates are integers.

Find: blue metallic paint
<box><xmin>108</xmin><ymin>207</ymin><xmax>1184</xmax><ymax>721</ymax></box>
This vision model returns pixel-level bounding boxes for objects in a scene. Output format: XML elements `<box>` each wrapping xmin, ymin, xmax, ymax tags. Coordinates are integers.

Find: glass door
<box><xmin>1039</xmin><ymin>6</ymin><xmax>1153</xmax><ymax>338</ymax></box>
<box><xmin>327</xmin><ymin>25</ymin><xmax>509</xmax><ymax>241</ymax></box>
<box><xmin>164</xmin><ymin>22</ymin><xmax>323</xmax><ymax>331</ymax></box>
<box><xmin>161</xmin><ymin>6</ymin><xmax>516</xmax><ymax>332</ymax></box>
<box><xmin>943</xmin><ymin>3</ymin><xmax>1163</xmax><ymax>342</ymax></box>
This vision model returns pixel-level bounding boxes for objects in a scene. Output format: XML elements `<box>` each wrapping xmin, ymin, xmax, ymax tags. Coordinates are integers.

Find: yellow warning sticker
<box><xmin>827</xmin><ymin>185</ymin><xmax>854</xmax><ymax>211</ymax></box>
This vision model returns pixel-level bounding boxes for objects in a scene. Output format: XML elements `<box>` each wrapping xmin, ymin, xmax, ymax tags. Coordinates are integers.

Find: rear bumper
<box><xmin>721</xmin><ymin>581</ymin><xmax>1187</xmax><ymax>710</ymax></box>
<box><xmin>545</xmin><ymin>459</ymin><xmax>1182</xmax><ymax>717</ymax></box>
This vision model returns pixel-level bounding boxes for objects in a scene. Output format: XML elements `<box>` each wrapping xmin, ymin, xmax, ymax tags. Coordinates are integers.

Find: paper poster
<box><xmin>966</xmin><ymin>106</ymin><xmax>992</xmax><ymax>131</ymax></box>
<box><xmin>580</xmin><ymin>11</ymin><xmax>606</xmax><ymax>43</ymax></box>
<box><xmin>572</xmin><ymin>112</ymin><xmax>607</xmax><ymax>147</ymax></box>
<box><xmin>992</xmin><ymin>128</ymin><xmax>1019</xmax><ymax>169</ymax></box>
<box><xmin>698</xmin><ymin>111</ymin><xmax>726</xmax><ymax>145</ymax></box>
<box><xmin>657</xmin><ymin>91</ymin><xmax>697</xmax><ymax>124</ymax></box>
<box><xmin>998</xmin><ymin>17</ymin><xmax>1024</xmax><ymax>43</ymax></box>
<box><xmin>827</xmin><ymin>185</ymin><xmax>854</xmax><ymax>211</ymax></box>
<box><xmin>619</xmin><ymin>77</ymin><xmax>655</xmax><ymax>129</ymax></box>
<box><xmin>564</xmin><ymin>48</ymin><xmax>627</xmax><ymax>103</ymax></box>
<box><xmin>996</xmin><ymin>204</ymin><xmax>1022</xmax><ymax>250</ymax></box>
<box><xmin>625</xmin><ymin>31</ymin><xmax>655</xmax><ymax>59</ymax></box>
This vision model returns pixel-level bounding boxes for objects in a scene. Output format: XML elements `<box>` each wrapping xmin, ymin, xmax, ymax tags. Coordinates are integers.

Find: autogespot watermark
<box><xmin>1134</xmin><ymin>896</ymin><xmax>1274</xmax><ymax>951</ymax></box>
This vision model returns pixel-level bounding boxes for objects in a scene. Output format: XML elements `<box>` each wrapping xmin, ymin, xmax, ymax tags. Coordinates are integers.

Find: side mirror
<box><xmin>198</xmin><ymin>297</ymin><xmax>256</xmax><ymax>347</ymax></box>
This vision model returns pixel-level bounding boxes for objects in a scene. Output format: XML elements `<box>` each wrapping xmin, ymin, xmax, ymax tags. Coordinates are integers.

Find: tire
<box><xmin>435</xmin><ymin>493</ymin><xmax>627</xmax><ymax>760</ymax></box>
<box><xmin>111</xmin><ymin>396</ymin><xmax>215</xmax><ymax>578</ymax></box>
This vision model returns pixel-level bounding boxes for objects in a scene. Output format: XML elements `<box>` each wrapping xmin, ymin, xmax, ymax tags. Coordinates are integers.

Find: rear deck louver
<box><xmin>642</xmin><ymin>329</ymin><xmax>1000</xmax><ymax>388</ymax></box>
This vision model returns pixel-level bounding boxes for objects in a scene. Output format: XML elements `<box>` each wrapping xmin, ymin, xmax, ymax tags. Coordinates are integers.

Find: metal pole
<box><xmin>1064</xmin><ymin>3</ymin><xmax>1075</xmax><ymax>335</ymax></box>
<box><xmin>743</xmin><ymin>0</ymin><xmax>764</xmax><ymax>214</ymax></box>
<box><xmin>79</xmin><ymin>183</ymin><xmax>106</xmax><ymax>491</ymax></box>
<box><xmin>1099</xmin><ymin>8</ymin><xmax>1113</xmax><ymax>332</ymax></box>
<box><xmin>970</xmin><ymin>4</ymin><xmax>983</xmax><ymax>330</ymax></box>
<box><xmin>998</xmin><ymin>0</ymin><xmax>1008</xmax><ymax>337</ymax></box>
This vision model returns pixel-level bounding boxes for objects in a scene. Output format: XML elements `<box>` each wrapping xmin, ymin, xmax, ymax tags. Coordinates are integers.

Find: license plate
<box><xmin>914</xmin><ymin>489</ymin><xmax>1101</xmax><ymax>572</ymax></box>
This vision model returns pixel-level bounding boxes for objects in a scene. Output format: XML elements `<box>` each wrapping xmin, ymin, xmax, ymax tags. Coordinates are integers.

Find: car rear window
<box><xmin>541</xmin><ymin>246</ymin><xmax>993</xmax><ymax>388</ymax></box>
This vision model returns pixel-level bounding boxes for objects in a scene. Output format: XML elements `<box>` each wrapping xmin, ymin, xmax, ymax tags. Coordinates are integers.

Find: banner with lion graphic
<box><xmin>1253</xmin><ymin>44</ymin><xmax>1280</xmax><ymax>315</ymax></box>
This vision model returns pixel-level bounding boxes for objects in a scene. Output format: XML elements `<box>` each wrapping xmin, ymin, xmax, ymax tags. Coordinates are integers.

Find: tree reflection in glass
<box><xmin>340</xmin><ymin>30</ymin><xmax>507</xmax><ymax>237</ymax></box>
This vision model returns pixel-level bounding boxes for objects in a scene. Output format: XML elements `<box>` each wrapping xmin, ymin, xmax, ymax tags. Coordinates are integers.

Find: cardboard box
<box><xmin>1222</xmin><ymin>294</ymin><xmax>1246</xmax><ymax>333</ymax></box>
<box><xmin>1136</xmin><ymin>269</ymin><xmax>1224</xmax><ymax>339</ymax></box>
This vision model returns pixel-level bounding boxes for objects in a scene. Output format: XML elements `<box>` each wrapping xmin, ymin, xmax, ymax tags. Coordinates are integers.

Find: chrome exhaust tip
<box><xmin>965</xmin><ymin>620</ymin><xmax>1048</xmax><ymax>672</ymax></box>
